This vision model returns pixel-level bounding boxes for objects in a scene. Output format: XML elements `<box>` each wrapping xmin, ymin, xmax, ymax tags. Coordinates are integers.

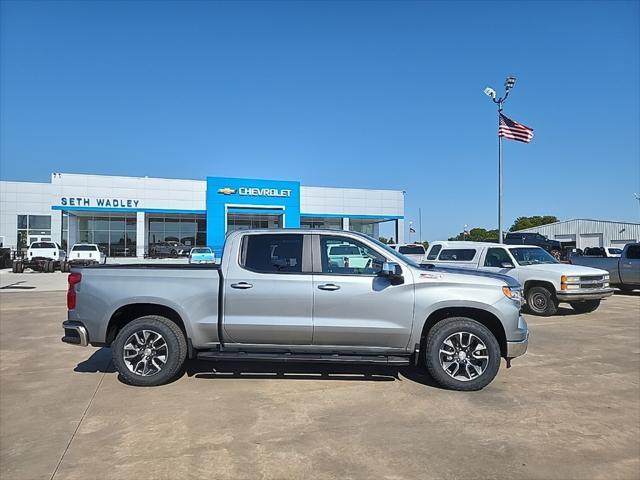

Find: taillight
<box><xmin>67</xmin><ymin>272</ymin><xmax>82</xmax><ymax>310</ymax></box>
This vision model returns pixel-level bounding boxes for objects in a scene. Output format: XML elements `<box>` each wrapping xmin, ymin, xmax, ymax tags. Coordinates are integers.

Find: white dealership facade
<box><xmin>0</xmin><ymin>172</ymin><xmax>405</xmax><ymax>257</ymax></box>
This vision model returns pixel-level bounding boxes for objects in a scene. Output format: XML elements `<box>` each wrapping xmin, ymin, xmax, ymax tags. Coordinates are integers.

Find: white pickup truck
<box><xmin>12</xmin><ymin>241</ymin><xmax>67</xmax><ymax>273</ymax></box>
<box><xmin>425</xmin><ymin>241</ymin><xmax>613</xmax><ymax>316</ymax></box>
<box><xmin>68</xmin><ymin>244</ymin><xmax>107</xmax><ymax>267</ymax></box>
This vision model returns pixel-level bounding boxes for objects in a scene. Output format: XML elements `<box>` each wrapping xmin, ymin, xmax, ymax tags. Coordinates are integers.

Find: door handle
<box><xmin>231</xmin><ymin>282</ymin><xmax>253</xmax><ymax>289</ymax></box>
<box><xmin>318</xmin><ymin>283</ymin><xmax>340</xmax><ymax>291</ymax></box>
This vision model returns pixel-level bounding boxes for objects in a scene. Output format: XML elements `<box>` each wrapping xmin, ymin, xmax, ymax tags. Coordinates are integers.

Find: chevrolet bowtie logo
<box><xmin>217</xmin><ymin>187</ymin><xmax>236</xmax><ymax>195</ymax></box>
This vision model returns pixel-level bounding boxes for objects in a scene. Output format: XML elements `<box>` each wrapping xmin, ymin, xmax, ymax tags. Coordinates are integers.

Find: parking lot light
<box><xmin>505</xmin><ymin>76</ymin><xmax>516</xmax><ymax>90</ymax></box>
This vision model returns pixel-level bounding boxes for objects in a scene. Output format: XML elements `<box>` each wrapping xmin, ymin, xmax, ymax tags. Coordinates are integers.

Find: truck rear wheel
<box><xmin>526</xmin><ymin>286</ymin><xmax>558</xmax><ymax>316</ymax></box>
<box><xmin>570</xmin><ymin>300</ymin><xmax>600</xmax><ymax>314</ymax></box>
<box><xmin>112</xmin><ymin>315</ymin><xmax>187</xmax><ymax>386</ymax></box>
<box><xmin>424</xmin><ymin>317</ymin><xmax>501</xmax><ymax>391</ymax></box>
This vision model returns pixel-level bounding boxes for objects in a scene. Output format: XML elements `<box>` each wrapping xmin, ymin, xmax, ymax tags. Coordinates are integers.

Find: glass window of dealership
<box><xmin>0</xmin><ymin>173</ymin><xmax>405</xmax><ymax>256</ymax></box>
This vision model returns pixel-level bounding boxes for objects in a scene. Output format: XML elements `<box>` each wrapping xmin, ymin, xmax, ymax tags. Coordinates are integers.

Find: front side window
<box><xmin>427</xmin><ymin>244</ymin><xmax>442</xmax><ymax>260</ymax></box>
<box><xmin>510</xmin><ymin>247</ymin><xmax>558</xmax><ymax>265</ymax></box>
<box><xmin>242</xmin><ymin>234</ymin><xmax>303</xmax><ymax>273</ymax></box>
<box><xmin>484</xmin><ymin>248</ymin><xmax>512</xmax><ymax>267</ymax></box>
<box><xmin>438</xmin><ymin>249</ymin><xmax>476</xmax><ymax>261</ymax></box>
<box><xmin>321</xmin><ymin>236</ymin><xmax>385</xmax><ymax>275</ymax></box>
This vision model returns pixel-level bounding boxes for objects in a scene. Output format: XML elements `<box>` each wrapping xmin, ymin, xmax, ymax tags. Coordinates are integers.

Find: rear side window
<box><xmin>399</xmin><ymin>245</ymin><xmax>425</xmax><ymax>255</ymax></box>
<box><xmin>30</xmin><ymin>242</ymin><xmax>55</xmax><ymax>249</ymax></box>
<box><xmin>438</xmin><ymin>249</ymin><xmax>476</xmax><ymax>261</ymax></box>
<box><xmin>627</xmin><ymin>245</ymin><xmax>640</xmax><ymax>259</ymax></box>
<box><xmin>72</xmin><ymin>245</ymin><xmax>98</xmax><ymax>251</ymax></box>
<box><xmin>427</xmin><ymin>245</ymin><xmax>442</xmax><ymax>260</ymax></box>
<box><xmin>242</xmin><ymin>234</ymin><xmax>303</xmax><ymax>273</ymax></box>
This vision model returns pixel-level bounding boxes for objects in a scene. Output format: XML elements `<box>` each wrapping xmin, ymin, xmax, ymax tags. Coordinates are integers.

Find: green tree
<box><xmin>448</xmin><ymin>227</ymin><xmax>498</xmax><ymax>242</ymax></box>
<box><xmin>509</xmin><ymin>216</ymin><xmax>559</xmax><ymax>232</ymax></box>
<box><xmin>421</xmin><ymin>240</ymin><xmax>429</xmax><ymax>251</ymax></box>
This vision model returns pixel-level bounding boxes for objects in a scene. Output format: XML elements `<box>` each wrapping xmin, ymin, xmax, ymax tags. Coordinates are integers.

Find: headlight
<box><xmin>562</xmin><ymin>275</ymin><xmax>580</xmax><ymax>283</ymax></box>
<box><xmin>502</xmin><ymin>286</ymin><xmax>523</xmax><ymax>303</ymax></box>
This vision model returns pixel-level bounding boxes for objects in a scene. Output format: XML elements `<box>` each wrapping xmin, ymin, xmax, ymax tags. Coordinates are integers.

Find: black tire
<box><xmin>12</xmin><ymin>261</ymin><xmax>17</xmax><ymax>273</ymax></box>
<box><xmin>48</xmin><ymin>260</ymin><xmax>55</xmax><ymax>272</ymax></box>
<box><xmin>17</xmin><ymin>261</ymin><xmax>24</xmax><ymax>273</ymax></box>
<box><xmin>170</xmin><ymin>249</ymin><xmax>177</xmax><ymax>258</ymax></box>
<box><xmin>526</xmin><ymin>286</ymin><xmax>558</xmax><ymax>316</ymax></box>
<box><xmin>43</xmin><ymin>260</ymin><xmax>51</xmax><ymax>273</ymax></box>
<box><xmin>570</xmin><ymin>300</ymin><xmax>601</xmax><ymax>314</ymax></box>
<box><xmin>112</xmin><ymin>315</ymin><xmax>187</xmax><ymax>387</ymax></box>
<box><xmin>424</xmin><ymin>317</ymin><xmax>501</xmax><ymax>391</ymax></box>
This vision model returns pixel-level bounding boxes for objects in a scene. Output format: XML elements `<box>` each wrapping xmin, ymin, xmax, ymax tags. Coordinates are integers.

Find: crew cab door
<box><xmin>620</xmin><ymin>244</ymin><xmax>640</xmax><ymax>285</ymax></box>
<box><xmin>311</xmin><ymin>234</ymin><xmax>414</xmax><ymax>350</ymax></box>
<box><xmin>222</xmin><ymin>233</ymin><xmax>313</xmax><ymax>345</ymax></box>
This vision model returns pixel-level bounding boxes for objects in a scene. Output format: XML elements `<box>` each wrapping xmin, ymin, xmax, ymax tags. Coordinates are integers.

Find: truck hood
<box><xmin>416</xmin><ymin>265</ymin><xmax>520</xmax><ymax>288</ymax></box>
<box><xmin>521</xmin><ymin>263</ymin><xmax>609</xmax><ymax>276</ymax></box>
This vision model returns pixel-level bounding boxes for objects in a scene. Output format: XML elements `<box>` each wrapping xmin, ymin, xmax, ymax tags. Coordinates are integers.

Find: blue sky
<box><xmin>1</xmin><ymin>0</ymin><xmax>638</xmax><ymax>241</ymax></box>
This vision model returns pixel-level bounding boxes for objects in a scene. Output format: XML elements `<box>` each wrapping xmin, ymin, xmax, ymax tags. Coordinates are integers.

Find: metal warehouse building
<box><xmin>514</xmin><ymin>219</ymin><xmax>640</xmax><ymax>249</ymax></box>
<box><xmin>0</xmin><ymin>172</ymin><xmax>405</xmax><ymax>258</ymax></box>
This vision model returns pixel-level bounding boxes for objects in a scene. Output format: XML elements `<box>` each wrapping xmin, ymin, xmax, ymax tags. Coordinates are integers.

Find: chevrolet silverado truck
<box><xmin>425</xmin><ymin>241</ymin><xmax>613</xmax><ymax>315</ymax></box>
<box><xmin>62</xmin><ymin>229</ymin><xmax>529</xmax><ymax>391</ymax></box>
<box><xmin>570</xmin><ymin>243</ymin><xmax>639</xmax><ymax>293</ymax></box>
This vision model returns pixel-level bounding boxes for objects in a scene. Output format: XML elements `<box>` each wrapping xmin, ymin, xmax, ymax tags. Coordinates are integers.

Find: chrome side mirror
<box><xmin>501</xmin><ymin>261</ymin><xmax>515</xmax><ymax>269</ymax></box>
<box><xmin>380</xmin><ymin>261</ymin><xmax>404</xmax><ymax>284</ymax></box>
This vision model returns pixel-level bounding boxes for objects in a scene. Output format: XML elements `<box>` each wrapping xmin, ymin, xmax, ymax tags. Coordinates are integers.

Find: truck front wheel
<box><xmin>112</xmin><ymin>315</ymin><xmax>187</xmax><ymax>386</ymax></box>
<box><xmin>526</xmin><ymin>286</ymin><xmax>558</xmax><ymax>316</ymax></box>
<box><xmin>570</xmin><ymin>300</ymin><xmax>600</xmax><ymax>314</ymax></box>
<box><xmin>424</xmin><ymin>318</ymin><xmax>501</xmax><ymax>391</ymax></box>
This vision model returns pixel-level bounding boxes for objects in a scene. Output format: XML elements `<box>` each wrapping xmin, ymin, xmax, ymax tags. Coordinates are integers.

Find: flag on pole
<box><xmin>499</xmin><ymin>113</ymin><xmax>534</xmax><ymax>143</ymax></box>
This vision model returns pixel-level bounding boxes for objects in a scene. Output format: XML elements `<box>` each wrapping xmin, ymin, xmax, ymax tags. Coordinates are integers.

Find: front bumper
<box><xmin>556</xmin><ymin>288</ymin><xmax>614</xmax><ymax>302</ymax></box>
<box><xmin>62</xmin><ymin>321</ymin><xmax>89</xmax><ymax>347</ymax></box>
<box><xmin>506</xmin><ymin>315</ymin><xmax>529</xmax><ymax>358</ymax></box>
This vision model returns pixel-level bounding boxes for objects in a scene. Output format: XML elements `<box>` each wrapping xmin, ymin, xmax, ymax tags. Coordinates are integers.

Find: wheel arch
<box><xmin>105</xmin><ymin>303</ymin><xmax>188</xmax><ymax>346</ymax></box>
<box><xmin>523</xmin><ymin>279</ymin><xmax>557</xmax><ymax>298</ymax></box>
<box><xmin>420</xmin><ymin>307</ymin><xmax>507</xmax><ymax>357</ymax></box>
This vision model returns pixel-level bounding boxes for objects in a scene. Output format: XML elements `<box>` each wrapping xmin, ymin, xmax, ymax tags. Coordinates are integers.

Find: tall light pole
<box><xmin>484</xmin><ymin>76</ymin><xmax>517</xmax><ymax>243</ymax></box>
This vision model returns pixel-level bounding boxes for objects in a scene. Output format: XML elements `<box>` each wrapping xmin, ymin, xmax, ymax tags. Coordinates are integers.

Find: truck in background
<box><xmin>570</xmin><ymin>243</ymin><xmax>640</xmax><ymax>293</ymax></box>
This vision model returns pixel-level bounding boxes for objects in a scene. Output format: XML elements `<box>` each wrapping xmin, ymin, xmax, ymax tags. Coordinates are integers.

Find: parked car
<box><xmin>149</xmin><ymin>241</ymin><xmax>188</xmax><ymax>258</ymax></box>
<box><xmin>583</xmin><ymin>246</ymin><xmax>623</xmax><ymax>258</ymax></box>
<box><xmin>189</xmin><ymin>247</ymin><xmax>216</xmax><ymax>264</ymax></box>
<box><xmin>62</xmin><ymin>229</ymin><xmax>529</xmax><ymax>391</ymax></box>
<box><xmin>387</xmin><ymin>243</ymin><xmax>427</xmax><ymax>263</ymax></box>
<box><xmin>504</xmin><ymin>232</ymin><xmax>565</xmax><ymax>260</ymax></box>
<box><xmin>12</xmin><ymin>241</ymin><xmax>67</xmax><ymax>273</ymax></box>
<box><xmin>570</xmin><ymin>243</ymin><xmax>640</xmax><ymax>292</ymax></box>
<box><xmin>326</xmin><ymin>242</ymin><xmax>371</xmax><ymax>269</ymax></box>
<box><xmin>425</xmin><ymin>241</ymin><xmax>613</xmax><ymax>316</ymax></box>
<box><xmin>68</xmin><ymin>244</ymin><xmax>107</xmax><ymax>268</ymax></box>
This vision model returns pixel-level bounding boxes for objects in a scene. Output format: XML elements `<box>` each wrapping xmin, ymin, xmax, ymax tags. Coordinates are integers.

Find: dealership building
<box><xmin>0</xmin><ymin>173</ymin><xmax>405</xmax><ymax>257</ymax></box>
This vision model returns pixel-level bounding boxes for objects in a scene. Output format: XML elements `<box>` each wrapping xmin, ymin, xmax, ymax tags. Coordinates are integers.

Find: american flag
<box><xmin>499</xmin><ymin>113</ymin><xmax>534</xmax><ymax>143</ymax></box>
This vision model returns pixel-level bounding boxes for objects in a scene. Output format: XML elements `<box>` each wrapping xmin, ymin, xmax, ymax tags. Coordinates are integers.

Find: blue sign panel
<box><xmin>206</xmin><ymin>177</ymin><xmax>301</xmax><ymax>254</ymax></box>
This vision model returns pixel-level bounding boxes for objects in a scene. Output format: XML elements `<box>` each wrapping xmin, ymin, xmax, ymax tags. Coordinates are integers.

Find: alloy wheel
<box><xmin>123</xmin><ymin>329</ymin><xmax>169</xmax><ymax>376</ymax></box>
<box><xmin>438</xmin><ymin>331</ymin><xmax>489</xmax><ymax>381</ymax></box>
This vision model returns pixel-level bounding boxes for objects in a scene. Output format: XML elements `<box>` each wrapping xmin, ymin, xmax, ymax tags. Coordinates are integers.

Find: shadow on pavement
<box><xmin>75</xmin><ymin>349</ymin><xmax>447</xmax><ymax>389</ymax></box>
<box><xmin>75</xmin><ymin>347</ymin><xmax>115</xmax><ymax>373</ymax></box>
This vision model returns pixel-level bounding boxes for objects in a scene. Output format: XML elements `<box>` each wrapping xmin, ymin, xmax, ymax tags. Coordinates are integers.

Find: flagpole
<box><xmin>485</xmin><ymin>76</ymin><xmax>516</xmax><ymax>244</ymax></box>
<box><xmin>498</xmin><ymin>103</ymin><xmax>503</xmax><ymax>244</ymax></box>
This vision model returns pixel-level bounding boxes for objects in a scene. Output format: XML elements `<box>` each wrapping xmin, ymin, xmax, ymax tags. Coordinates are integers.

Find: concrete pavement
<box><xmin>0</xmin><ymin>291</ymin><xmax>638</xmax><ymax>479</ymax></box>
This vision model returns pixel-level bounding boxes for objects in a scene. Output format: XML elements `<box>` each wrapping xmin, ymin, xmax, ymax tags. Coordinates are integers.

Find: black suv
<box><xmin>149</xmin><ymin>241</ymin><xmax>189</xmax><ymax>258</ymax></box>
<box><xmin>504</xmin><ymin>232</ymin><xmax>564</xmax><ymax>260</ymax></box>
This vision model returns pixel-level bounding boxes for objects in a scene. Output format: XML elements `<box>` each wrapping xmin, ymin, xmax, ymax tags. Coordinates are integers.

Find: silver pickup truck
<box><xmin>62</xmin><ymin>229</ymin><xmax>529</xmax><ymax>391</ymax></box>
<box><xmin>570</xmin><ymin>243</ymin><xmax>640</xmax><ymax>292</ymax></box>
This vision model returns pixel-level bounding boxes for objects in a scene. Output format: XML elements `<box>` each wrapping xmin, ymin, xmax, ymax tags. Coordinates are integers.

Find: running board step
<box><xmin>196</xmin><ymin>351</ymin><xmax>411</xmax><ymax>365</ymax></box>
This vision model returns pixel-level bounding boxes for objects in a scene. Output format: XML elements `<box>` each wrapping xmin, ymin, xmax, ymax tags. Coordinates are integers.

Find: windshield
<box><xmin>367</xmin><ymin>237</ymin><xmax>422</xmax><ymax>268</ymax></box>
<box><xmin>510</xmin><ymin>247</ymin><xmax>558</xmax><ymax>266</ymax></box>
<box><xmin>399</xmin><ymin>245</ymin><xmax>425</xmax><ymax>255</ymax></box>
<box><xmin>608</xmin><ymin>248</ymin><xmax>622</xmax><ymax>255</ymax></box>
<box><xmin>191</xmin><ymin>248</ymin><xmax>212</xmax><ymax>254</ymax></box>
